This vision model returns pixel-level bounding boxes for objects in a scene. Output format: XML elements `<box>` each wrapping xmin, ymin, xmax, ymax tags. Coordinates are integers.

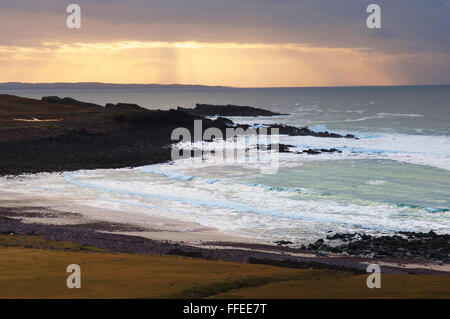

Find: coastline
<box><xmin>0</xmin><ymin>94</ymin><xmax>448</xmax><ymax>284</ymax></box>
<box><xmin>1</xmin><ymin>189</ymin><xmax>448</xmax><ymax>275</ymax></box>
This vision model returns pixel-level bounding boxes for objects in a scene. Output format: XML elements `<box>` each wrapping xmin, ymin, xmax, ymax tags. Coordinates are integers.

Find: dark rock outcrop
<box><xmin>42</xmin><ymin>96</ymin><xmax>102</xmax><ymax>108</ymax></box>
<box><xmin>303</xmin><ymin>231</ymin><xmax>450</xmax><ymax>262</ymax></box>
<box><xmin>256</xmin><ymin>144</ymin><xmax>294</xmax><ymax>153</ymax></box>
<box><xmin>105</xmin><ymin>102</ymin><xmax>145</xmax><ymax>111</ymax></box>
<box><xmin>178</xmin><ymin>104</ymin><xmax>287</xmax><ymax>117</ymax></box>
<box><xmin>300</xmin><ymin>148</ymin><xmax>342</xmax><ymax>155</ymax></box>
<box><xmin>275</xmin><ymin>240</ymin><xmax>294</xmax><ymax>246</ymax></box>
<box><xmin>257</xmin><ymin>124</ymin><xmax>356</xmax><ymax>139</ymax></box>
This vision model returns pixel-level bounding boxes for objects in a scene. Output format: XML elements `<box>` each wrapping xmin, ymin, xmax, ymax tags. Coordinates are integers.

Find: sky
<box><xmin>0</xmin><ymin>0</ymin><xmax>449</xmax><ymax>87</ymax></box>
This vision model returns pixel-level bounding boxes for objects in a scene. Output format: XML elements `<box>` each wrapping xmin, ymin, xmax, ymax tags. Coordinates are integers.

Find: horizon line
<box><xmin>0</xmin><ymin>82</ymin><xmax>449</xmax><ymax>90</ymax></box>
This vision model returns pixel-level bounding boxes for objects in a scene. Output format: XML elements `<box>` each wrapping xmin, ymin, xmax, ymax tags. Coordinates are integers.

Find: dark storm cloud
<box><xmin>1</xmin><ymin>0</ymin><xmax>449</xmax><ymax>53</ymax></box>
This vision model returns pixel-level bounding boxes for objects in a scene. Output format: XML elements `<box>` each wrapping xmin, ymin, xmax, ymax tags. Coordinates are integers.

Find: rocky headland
<box><xmin>0</xmin><ymin>95</ymin><xmax>354</xmax><ymax>175</ymax></box>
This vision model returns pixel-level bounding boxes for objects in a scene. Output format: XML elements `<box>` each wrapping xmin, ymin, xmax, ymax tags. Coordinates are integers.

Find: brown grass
<box><xmin>0</xmin><ymin>94</ymin><xmax>121</xmax><ymax>142</ymax></box>
<box><xmin>0</xmin><ymin>94</ymin><xmax>98</xmax><ymax>124</ymax></box>
<box><xmin>210</xmin><ymin>275</ymin><xmax>450</xmax><ymax>299</ymax></box>
<box><xmin>0</xmin><ymin>235</ymin><xmax>449</xmax><ymax>299</ymax></box>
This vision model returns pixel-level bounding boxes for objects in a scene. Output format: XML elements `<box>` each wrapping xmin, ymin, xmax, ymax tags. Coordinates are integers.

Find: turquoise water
<box><xmin>247</xmin><ymin>160</ymin><xmax>450</xmax><ymax>213</ymax></box>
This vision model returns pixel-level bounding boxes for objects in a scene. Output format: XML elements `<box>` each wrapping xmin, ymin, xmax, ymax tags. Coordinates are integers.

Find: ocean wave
<box><xmin>62</xmin><ymin>172</ymin><xmax>402</xmax><ymax>232</ymax></box>
<box><xmin>280</xmin><ymin>133</ymin><xmax>450</xmax><ymax>171</ymax></box>
<box><xmin>237</xmin><ymin>182</ymin><xmax>303</xmax><ymax>194</ymax></box>
<box><xmin>320</xmin><ymin>113</ymin><xmax>424</xmax><ymax>123</ymax></box>
<box><xmin>365</xmin><ymin>180</ymin><xmax>386</xmax><ymax>186</ymax></box>
<box><xmin>138</xmin><ymin>164</ymin><xmax>306</xmax><ymax>194</ymax></box>
<box><xmin>170</xmin><ymin>132</ymin><xmax>450</xmax><ymax>171</ymax></box>
<box><xmin>139</xmin><ymin>165</ymin><xmax>195</xmax><ymax>181</ymax></box>
<box><xmin>396</xmin><ymin>203</ymin><xmax>449</xmax><ymax>214</ymax></box>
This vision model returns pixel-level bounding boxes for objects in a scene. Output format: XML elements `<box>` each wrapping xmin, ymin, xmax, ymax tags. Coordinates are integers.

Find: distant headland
<box><xmin>0</xmin><ymin>82</ymin><xmax>231</xmax><ymax>90</ymax></box>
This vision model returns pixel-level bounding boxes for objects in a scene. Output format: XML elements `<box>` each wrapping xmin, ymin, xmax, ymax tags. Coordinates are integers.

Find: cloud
<box><xmin>0</xmin><ymin>0</ymin><xmax>449</xmax><ymax>85</ymax></box>
<box><xmin>1</xmin><ymin>0</ymin><xmax>449</xmax><ymax>50</ymax></box>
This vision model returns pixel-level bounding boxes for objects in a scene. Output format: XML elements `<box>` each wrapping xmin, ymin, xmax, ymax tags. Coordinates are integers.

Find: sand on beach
<box><xmin>1</xmin><ymin>188</ymin><xmax>449</xmax><ymax>275</ymax></box>
<box><xmin>0</xmin><ymin>189</ymin><xmax>257</xmax><ymax>244</ymax></box>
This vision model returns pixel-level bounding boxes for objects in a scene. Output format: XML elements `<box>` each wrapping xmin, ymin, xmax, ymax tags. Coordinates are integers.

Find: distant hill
<box><xmin>0</xmin><ymin>82</ymin><xmax>230</xmax><ymax>90</ymax></box>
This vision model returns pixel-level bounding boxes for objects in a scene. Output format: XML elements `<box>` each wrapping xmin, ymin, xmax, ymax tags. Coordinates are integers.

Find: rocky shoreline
<box><xmin>1</xmin><ymin>94</ymin><xmax>448</xmax><ymax>272</ymax></box>
<box><xmin>0</xmin><ymin>207</ymin><xmax>447</xmax><ymax>275</ymax></box>
<box><xmin>303</xmin><ymin>232</ymin><xmax>450</xmax><ymax>264</ymax></box>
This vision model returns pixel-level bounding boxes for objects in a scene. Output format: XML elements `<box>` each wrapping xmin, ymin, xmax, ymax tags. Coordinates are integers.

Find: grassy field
<box><xmin>0</xmin><ymin>234</ymin><xmax>449</xmax><ymax>299</ymax></box>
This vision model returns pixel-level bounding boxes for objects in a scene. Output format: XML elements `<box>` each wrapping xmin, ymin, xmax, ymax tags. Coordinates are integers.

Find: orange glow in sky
<box><xmin>1</xmin><ymin>1</ymin><xmax>449</xmax><ymax>87</ymax></box>
<box><xmin>1</xmin><ymin>40</ymin><xmax>438</xmax><ymax>87</ymax></box>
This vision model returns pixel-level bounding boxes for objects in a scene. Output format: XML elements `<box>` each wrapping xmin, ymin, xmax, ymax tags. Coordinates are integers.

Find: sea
<box><xmin>2</xmin><ymin>86</ymin><xmax>449</xmax><ymax>243</ymax></box>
